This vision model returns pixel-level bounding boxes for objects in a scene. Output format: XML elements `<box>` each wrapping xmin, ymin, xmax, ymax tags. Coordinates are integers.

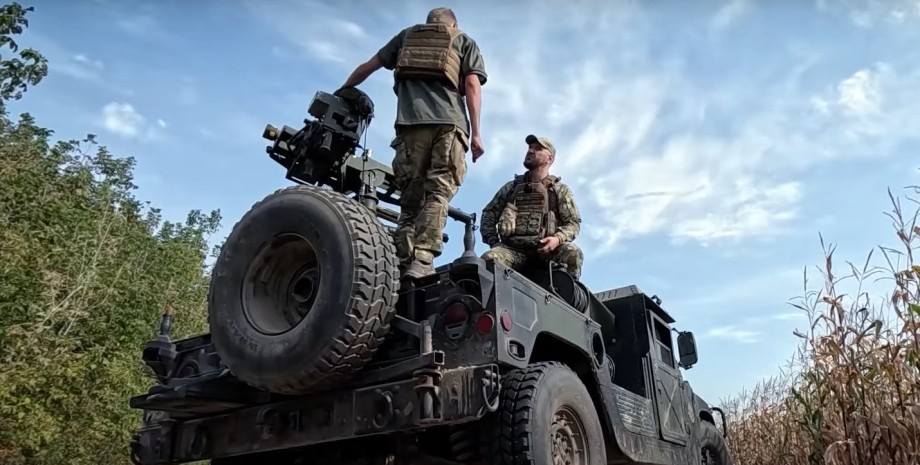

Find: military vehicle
<box><xmin>128</xmin><ymin>87</ymin><xmax>735</xmax><ymax>465</ymax></box>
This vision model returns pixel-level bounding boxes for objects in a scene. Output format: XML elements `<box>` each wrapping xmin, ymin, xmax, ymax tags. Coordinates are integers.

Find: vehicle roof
<box><xmin>593</xmin><ymin>284</ymin><xmax>676</xmax><ymax>324</ymax></box>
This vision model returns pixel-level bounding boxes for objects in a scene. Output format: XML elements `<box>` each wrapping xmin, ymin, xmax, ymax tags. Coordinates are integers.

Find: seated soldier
<box><xmin>479</xmin><ymin>134</ymin><xmax>584</xmax><ymax>280</ymax></box>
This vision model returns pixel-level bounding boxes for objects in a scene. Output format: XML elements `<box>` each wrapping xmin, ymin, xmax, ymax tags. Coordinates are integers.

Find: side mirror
<box><xmin>677</xmin><ymin>331</ymin><xmax>698</xmax><ymax>369</ymax></box>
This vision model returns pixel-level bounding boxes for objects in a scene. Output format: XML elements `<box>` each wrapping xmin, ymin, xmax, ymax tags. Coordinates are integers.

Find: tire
<box><xmin>481</xmin><ymin>361</ymin><xmax>607</xmax><ymax>465</ymax></box>
<box><xmin>698</xmin><ymin>421</ymin><xmax>734</xmax><ymax>465</ymax></box>
<box><xmin>208</xmin><ymin>185</ymin><xmax>399</xmax><ymax>394</ymax></box>
<box><xmin>448</xmin><ymin>422</ymin><xmax>495</xmax><ymax>465</ymax></box>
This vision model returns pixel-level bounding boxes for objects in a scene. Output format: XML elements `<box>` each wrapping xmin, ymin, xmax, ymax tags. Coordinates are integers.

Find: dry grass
<box><xmin>719</xmin><ymin>185</ymin><xmax>920</xmax><ymax>465</ymax></box>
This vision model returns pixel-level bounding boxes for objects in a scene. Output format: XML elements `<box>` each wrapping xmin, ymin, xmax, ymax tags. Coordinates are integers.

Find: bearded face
<box><xmin>524</xmin><ymin>143</ymin><xmax>552</xmax><ymax>169</ymax></box>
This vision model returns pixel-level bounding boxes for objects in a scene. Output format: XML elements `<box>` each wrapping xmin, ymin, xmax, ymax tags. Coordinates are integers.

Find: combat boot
<box><xmin>401</xmin><ymin>250</ymin><xmax>435</xmax><ymax>279</ymax></box>
<box><xmin>402</xmin><ymin>259</ymin><xmax>435</xmax><ymax>279</ymax></box>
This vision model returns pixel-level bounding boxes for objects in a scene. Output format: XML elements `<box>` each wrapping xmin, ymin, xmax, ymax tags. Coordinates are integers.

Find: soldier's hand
<box><xmin>537</xmin><ymin>236</ymin><xmax>560</xmax><ymax>255</ymax></box>
<box><xmin>471</xmin><ymin>134</ymin><xmax>484</xmax><ymax>162</ymax></box>
<box><xmin>498</xmin><ymin>204</ymin><xmax>517</xmax><ymax>236</ymax></box>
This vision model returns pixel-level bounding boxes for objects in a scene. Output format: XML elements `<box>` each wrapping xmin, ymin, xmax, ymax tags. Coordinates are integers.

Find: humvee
<box><xmin>128</xmin><ymin>87</ymin><xmax>734</xmax><ymax>465</ymax></box>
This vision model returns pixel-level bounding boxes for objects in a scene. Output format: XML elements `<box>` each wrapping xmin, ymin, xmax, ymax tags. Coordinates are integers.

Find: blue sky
<box><xmin>9</xmin><ymin>0</ymin><xmax>920</xmax><ymax>403</ymax></box>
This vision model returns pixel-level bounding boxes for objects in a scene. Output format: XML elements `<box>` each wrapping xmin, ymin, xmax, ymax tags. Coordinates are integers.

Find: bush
<box><xmin>720</xmin><ymin>182</ymin><xmax>920</xmax><ymax>465</ymax></box>
<box><xmin>1</xmin><ymin>2</ymin><xmax>917</xmax><ymax>464</ymax></box>
<box><xmin>0</xmin><ymin>4</ymin><xmax>221</xmax><ymax>464</ymax></box>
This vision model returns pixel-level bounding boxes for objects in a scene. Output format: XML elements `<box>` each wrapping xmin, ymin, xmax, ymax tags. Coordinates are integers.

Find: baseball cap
<box><xmin>525</xmin><ymin>134</ymin><xmax>556</xmax><ymax>155</ymax></box>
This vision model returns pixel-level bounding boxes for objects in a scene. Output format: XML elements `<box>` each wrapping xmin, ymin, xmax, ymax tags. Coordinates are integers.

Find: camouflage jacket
<box><xmin>480</xmin><ymin>174</ymin><xmax>582</xmax><ymax>247</ymax></box>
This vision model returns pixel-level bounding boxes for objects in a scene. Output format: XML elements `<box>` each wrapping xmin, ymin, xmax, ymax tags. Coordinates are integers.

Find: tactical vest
<box><xmin>393</xmin><ymin>24</ymin><xmax>463</xmax><ymax>94</ymax></box>
<box><xmin>501</xmin><ymin>175</ymin><xmax>560</xmax><ymax>249</ymax></box>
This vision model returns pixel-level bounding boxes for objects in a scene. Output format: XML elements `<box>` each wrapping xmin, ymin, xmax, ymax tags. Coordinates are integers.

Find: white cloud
<box><xmin>100</xmin><ymin>102</ymin><xmax>165</xmax><ymax>141</ymax></box>
<box><xmin>501</xmin><ymin>60</ymin><xmax>810</xmax><ymax>252</ymax></box>
<box><xmin>816</xmin><ymin>0</ymin><xmax>920</xmax><ymax>27</ymax></box>
<box><xmin>804</xmin><ymin>62</ymin><xmax>920</xmax><ymax>160</ymax></box>
<box><xmin>241</xmin><ymin>0</ymin><xmax>375</xmax><ymax>64</ymax></box>
<box><xmin>51</xmin><ymin>52</ymin><xmax>105</xmax><ymax>82</ymax></box>
<box><xmin>672</xmin><ymin>181</ymin><xmax>802</xmax><ymax>245</ymax></box>
<box><xmin>102</xmin><ymin>102</ymin><xmax>144</xmax><ymax>137</ymax></box>
<box><xmin>706</xmin><ymin>325</ymin><xmax>762</xmax><ymax>344</ymax></box>
<box><xmin>813</xmin><ymin>66</ymin><xmax>884</xmax><ymax>117</ymax></box>
<box><xmin>20</xmin><ymin>34</ymin><xmax>141</xmax><ymax>98</ymax></box>
<box><xmin>838</xmin><ymin>69</ymin><xmax>881</xmax><ymax>115</ymax></box>
<box><xmin>72</xmin><ymin>54</ymin><xmax>104</xmax><ymax>70</ymax></box>
<box><xmin>709</xmin><ymin>0</ymin><xmax>750</xmax><ymax>32</ymax></box>
<box><xmin>250</xmin><ymin>1</ymin><xmax>920</xmax><ymax>255</ymax></box>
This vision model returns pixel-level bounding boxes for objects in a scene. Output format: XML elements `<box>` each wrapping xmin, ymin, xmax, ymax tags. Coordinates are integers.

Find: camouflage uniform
<box><xmin>480</xmin><ymin>139</ymin><xmax>583</xmax><ymax>279</ymax></box>
<box><xmin>375</xmin><ymin>16</ymin><xmax>488</xmax><ymax>276</ymax></box>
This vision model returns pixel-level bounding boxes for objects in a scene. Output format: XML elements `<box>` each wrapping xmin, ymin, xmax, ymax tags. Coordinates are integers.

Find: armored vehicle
<box><xmin>128</xmin><ymin>87</ymin><xmax>735</xmax><ymax>465</ymax></box>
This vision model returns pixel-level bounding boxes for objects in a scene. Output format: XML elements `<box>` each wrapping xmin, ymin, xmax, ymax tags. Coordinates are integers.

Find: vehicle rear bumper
<box><xmin>130</xmin><ymin>363</ymin><xmax>500</xmax><ymax>465</ymax></box>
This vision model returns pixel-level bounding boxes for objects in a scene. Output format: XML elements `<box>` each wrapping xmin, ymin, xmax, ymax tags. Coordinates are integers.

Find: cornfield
<box><xmin>719</xmin><ymin>184</ymin><xmax>920</xmax><ymax>465</ymax></box>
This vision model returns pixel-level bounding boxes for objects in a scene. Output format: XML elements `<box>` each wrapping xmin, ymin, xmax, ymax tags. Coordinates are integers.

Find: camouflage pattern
<box><xmin>391</xmin><ymin>123</ymin><xmax>469</xmax><ymax>266</ymax></box>
<box><xmin>497</xmin><ymin>203</ymin><xmax>516</xmax><ymax>237</ymax></box>
<box><xmin>525</xmin><ymin>134</ymin><xmax>556</xmax><ymax>155</ymax></box>
<box><xmin>500</xmin><ymin>176</ymin><xmax>555</xmax><ymax>249</ymax></box>
<box><xmin>480</xmin><ymin>174</ymin><xmax>583</xmax><ymax>279</ymax></box>
<box><xmin>481</xmin><ymin>176</ymin><xmax>581</xmax><ymax>247</ymax></box>
<box><xmin>482</xmin><ymin>241</ymin><xmax>584</xmax><ymax>280</ymax></box>
<box><xmin>374</xmin><ymin>11</ymin><xmax>487</xmax><ymax>277</ymax></box>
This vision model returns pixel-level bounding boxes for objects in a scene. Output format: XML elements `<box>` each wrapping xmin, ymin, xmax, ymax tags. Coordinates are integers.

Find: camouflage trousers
<box><xmin>481</xmin><ymin>241</ymin><xmax>584</xmax><ymax>280</ymax></box>
<box><xmin>391</xmin><ymin>123</ymin><xmax>468</xmax><ymax>265</ymax></box>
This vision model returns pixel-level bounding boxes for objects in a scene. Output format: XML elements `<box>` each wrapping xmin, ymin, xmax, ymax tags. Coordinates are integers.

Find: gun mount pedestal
<box><xmin>450</xmin><ymin>212</ymin><xmax>485</xmax><ymax>273</ymax></box>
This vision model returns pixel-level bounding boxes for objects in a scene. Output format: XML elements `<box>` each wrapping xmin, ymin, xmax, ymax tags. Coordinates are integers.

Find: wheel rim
<box><xmin>551</xmin><ymin>405</ymin><xmax>589</xmax><ymax>465</ymax></box>
<box><xmin>241</xmin><ymin>233</ymin><xmax>322</xmax><ymax>335</ymax></box>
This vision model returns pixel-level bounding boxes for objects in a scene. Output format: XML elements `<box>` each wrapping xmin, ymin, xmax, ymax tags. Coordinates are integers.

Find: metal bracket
<box><xmin>711</xmin><ymin>407</ymin><xmax>728</xmax><ymax>438</ymax></box>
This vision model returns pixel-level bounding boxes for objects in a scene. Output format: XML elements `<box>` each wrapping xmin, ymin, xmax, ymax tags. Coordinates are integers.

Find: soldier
<box><xmin>339</xmin><ymin>7</ymin><xmax>488</xmax><ymax>279</ymax></box>
<box><xmin>480</xmin><ymin>134</ymin><xmax>584</xmax><ymax>280</ymax></box>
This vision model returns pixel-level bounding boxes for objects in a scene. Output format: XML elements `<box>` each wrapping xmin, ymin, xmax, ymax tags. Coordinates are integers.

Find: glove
<box><xmin>498</xmin><ymin>204</ymin><xmax>517</xmax><ymax>237</ymax></box>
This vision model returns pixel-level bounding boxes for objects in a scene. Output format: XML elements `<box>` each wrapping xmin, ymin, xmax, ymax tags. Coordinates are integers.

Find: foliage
<box><xmin>0</xmin><ymin>4</ymin><xmax>220</xmax><ymax>464</ymax></box>
<box><xmin>719</xmin><ymin>183</ymin><xmax>920</xmax><ymax>465</ymax></box>
<box><xmin>0</xmin><ymin>3</ymin><xmax>47</xmax><ymax>105</ymax></box>
<box><xmin>0</xmin><ymin>2</ymin><xmax>917</xmax><ymax>465</ymax></box>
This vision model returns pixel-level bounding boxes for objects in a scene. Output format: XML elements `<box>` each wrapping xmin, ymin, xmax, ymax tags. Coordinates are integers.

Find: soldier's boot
<box><xmin>402</xmin><ymin>250</ymin><xmax>435</xmax><ymax>279</ymax></box>
<box><xmin>403</xmin><ymin>260</ymin><xmax>434</xmax><ymax>279</ymax></box>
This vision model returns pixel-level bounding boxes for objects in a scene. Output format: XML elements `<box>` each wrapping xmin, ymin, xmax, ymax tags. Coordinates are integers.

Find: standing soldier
<box><xmin>480</xmin><ymin>134</ymin><xmax>584</xmax><ymax>280</ymax></box>
<box><xmin>340</xmin><ymin>7</ymin><xmax>488</xmax><ymax>279</ymax></box>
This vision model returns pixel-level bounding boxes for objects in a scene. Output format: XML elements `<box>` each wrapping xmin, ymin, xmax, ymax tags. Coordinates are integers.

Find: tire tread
<box><xmin>448</xmin><ymin>361</ymin><xmax>571</xmax><ymax>465</ymax></box>
<box><xmin>209</xmin><ymin>184</ymin><xmax>399</xmax><ymax>394</ymax></box>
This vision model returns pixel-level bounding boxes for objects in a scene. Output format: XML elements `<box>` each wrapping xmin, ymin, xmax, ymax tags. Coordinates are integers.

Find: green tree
<box><xmin>0</xmin><ymin>4</ymin><xmax>221</xmax><ymax>464</ymax></box>
<box><xmin>0</xmin><ymin>3</ymin><xmax>48</xmax><ymax>106</ymax></box>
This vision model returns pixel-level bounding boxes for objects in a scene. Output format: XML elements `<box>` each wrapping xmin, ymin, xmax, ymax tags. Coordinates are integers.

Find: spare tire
<box><xmin>208</xmin><ymin>185</ymin><xmax>399</xmax><ymax>394</ymax></box>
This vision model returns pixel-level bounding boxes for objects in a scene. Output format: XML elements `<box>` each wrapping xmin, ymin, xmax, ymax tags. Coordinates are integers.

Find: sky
<box><xmin>8</xmin><ymin>0</ymin><xmax>920</xmax><ymax>404</ymax></box>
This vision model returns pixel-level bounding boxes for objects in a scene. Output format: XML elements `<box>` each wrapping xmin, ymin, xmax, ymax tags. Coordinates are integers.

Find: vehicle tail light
<box><xmin>500</xmin><ymin>310</ymin><xmax>512</xmax><ymax>332</ymax></box>
<box><xmin>475</xmin><ymin>313</ymin><xmax>494</xmax><ymax>335</ymax></box>
<box><xmin>442</xmin><ymin>302</ymin><xmax>470</xmax><ymax>328</ymax></box>
<box><xmin>442</xmin><ymin>302</ymin><xmax>471</xmax><ymax>340</ymax></box>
